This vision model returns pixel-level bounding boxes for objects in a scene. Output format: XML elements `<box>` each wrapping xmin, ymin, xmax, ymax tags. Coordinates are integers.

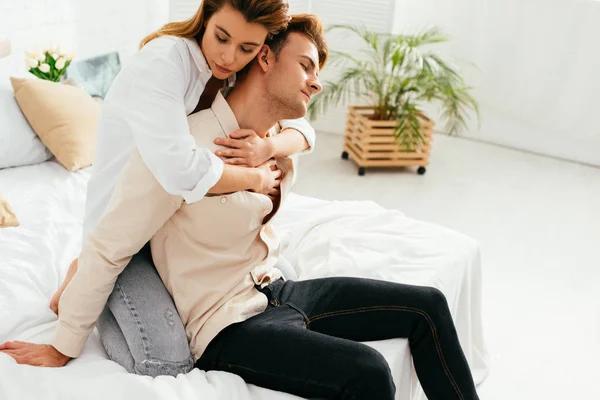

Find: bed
<box><xmin>0</xmin><ymin>158</ymin><xmax>489</xmax><ymax>400</ymax></box>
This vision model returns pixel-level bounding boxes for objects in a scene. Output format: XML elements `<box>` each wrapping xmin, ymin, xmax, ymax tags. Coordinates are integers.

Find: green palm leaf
<box><xmin>310</xmin><ymin>24</ymin><xmax>479</xmax><ymax>148</ymax></box>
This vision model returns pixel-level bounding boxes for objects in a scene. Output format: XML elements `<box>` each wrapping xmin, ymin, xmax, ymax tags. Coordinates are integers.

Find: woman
<box><xmin>43</xmin><ymin>0</ymin><xmax>313</xmax><ymax>374</ymax></box>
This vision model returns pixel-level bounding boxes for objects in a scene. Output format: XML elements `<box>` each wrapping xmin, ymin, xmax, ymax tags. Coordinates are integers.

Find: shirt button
<box><xmin>220</xmin><ymin>197</ymin><xmax>227</xmax><ymax>204</ymax></box>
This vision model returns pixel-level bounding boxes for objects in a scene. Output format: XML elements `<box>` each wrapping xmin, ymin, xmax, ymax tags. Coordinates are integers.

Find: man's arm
<box><xmin>53</xmin><ymin>149</ymin><xmax>182</xmax><ymax>359</ymax></box>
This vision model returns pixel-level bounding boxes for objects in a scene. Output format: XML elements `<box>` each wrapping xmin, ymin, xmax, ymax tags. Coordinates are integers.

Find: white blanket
<box><xmin>0</xmin><ymin>161</ymin><xmax>489</xmax><ymax>400</ymax></box>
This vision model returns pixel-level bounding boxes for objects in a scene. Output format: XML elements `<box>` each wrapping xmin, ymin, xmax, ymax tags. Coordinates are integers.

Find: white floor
<box><xmin>293</xmin><ymin>133</ymin><xmax>600</xmax><ymax>400</ymax></box>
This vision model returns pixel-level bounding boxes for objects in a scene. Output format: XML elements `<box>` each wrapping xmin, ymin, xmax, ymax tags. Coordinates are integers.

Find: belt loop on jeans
<box><xmin>255</xmin><ymin>277</ymin><xmax>285</xmax><ymax>303</ymax></box>
<box><xmin>255</xmin><ymin>283</ymin><xmax>273</xmax><ymax>302</ymax></box>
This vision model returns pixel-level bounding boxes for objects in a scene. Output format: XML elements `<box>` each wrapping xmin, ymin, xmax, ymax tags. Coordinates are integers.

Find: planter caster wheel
<box><xmin>341</xmin><ymin>151</ymin><xmax>349</xmax><ymax>160</ymax></box>
<box><xmin>417</xmin><ymin>166</ymin><xmax>427</xmax><ymax>175</ymax></box>
<box><xmin>358</xmin><ymin>167</ymin><xmax>366</xmax><ymax>176</ymax></box>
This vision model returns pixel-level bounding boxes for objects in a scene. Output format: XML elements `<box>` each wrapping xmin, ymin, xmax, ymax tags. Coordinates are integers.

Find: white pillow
<box><xmin>0</xmin><ymin>81</ymin><xmax>52</xmax><ymax>169</ymax></box>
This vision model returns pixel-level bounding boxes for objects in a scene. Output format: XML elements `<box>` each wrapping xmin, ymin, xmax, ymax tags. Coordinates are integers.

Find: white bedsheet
<box><xmin>0</xmin><ymin>161</ymin><xmax>489</xmax><ymax>400</ymax></box>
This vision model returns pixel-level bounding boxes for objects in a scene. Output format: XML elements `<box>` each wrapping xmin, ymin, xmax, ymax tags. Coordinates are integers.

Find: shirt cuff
<box><xmin>181</xmin><ymin>151</ymin><xmax>224</xmax><ymax>204</ymax></box>
<box><xmin>301</xmin><ymin>131</ymin><xmax>315</xmax><ymax>154</ymax></box>
<box><xmin>53</xmin><ymin>322</ymin><xmax>89</xmax><ymax>358</ymax></box>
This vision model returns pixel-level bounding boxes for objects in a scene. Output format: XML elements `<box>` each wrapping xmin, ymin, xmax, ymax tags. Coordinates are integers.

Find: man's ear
<box><xmin>257</xmin><ymin>44</ymin><xmax>273</xmax><ymax>72</ymax></box>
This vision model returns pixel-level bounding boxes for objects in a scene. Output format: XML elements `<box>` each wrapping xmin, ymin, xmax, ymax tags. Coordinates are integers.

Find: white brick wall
<box><xmin>0</xmin><ymin>0</ymin><xmax>169</xmax><ymax>77</ymax></box>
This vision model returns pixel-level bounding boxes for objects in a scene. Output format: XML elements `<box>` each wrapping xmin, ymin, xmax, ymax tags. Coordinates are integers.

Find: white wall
<box><xmin>6</xmin><ymin>1</ymin><xmax>596</xmax><ymax>165</ymax></box>
<box><xmin>0</xmin><ymin>0</ymin><xmax>169</xmax><ymax>77</ymax></box>
<box><xmin>393</xmin><ymin>0</ymin><xmax>600</xmax><ymax>166</ymax></box>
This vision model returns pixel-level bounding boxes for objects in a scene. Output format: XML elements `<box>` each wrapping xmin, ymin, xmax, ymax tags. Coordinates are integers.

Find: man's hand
<box><xmin>253</xmin><ymin>159</ymin><xmax>282</xmax><ymax>201</ymax></box>
<box><xmin>214</xmin><ymin>129</ymin><xmax>274</xmax><ymax>168</ymax></box>
<box><xmin>0</xmin><ymin>341</ymin><xmax>71</xmax><ymax>367</ymax></box>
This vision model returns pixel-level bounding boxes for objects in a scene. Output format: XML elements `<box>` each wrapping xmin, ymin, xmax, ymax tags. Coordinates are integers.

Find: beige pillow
<box><xmin>0</xmin><ymin>195</ymin><xmax>19</xmax><ymax>228</ymax></box>
<box><xmin>10</xmin><ymin>77</ymin><xmax>100</xmax><ymax>171</ymax></box>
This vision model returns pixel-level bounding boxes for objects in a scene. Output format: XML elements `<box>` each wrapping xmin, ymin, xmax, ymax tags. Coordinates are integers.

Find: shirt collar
<box><xmin>182</xmin><ymin>37</ymin><xmax>236</xmax><ymax>87</ymax></box>
<box><xmin>211</xmin><ymin>90</ymin><xmax>240</xmax><ymax>137</ymax></box>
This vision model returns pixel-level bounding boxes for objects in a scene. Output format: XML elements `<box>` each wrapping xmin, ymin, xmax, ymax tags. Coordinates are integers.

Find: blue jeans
<box><xmin>96</xmin><ymin>244</ymin><xmax>194</xmax><ymax>376</ymax></box>
<box><xmin>195</xmin><ymin>278</ymin><xmax>480</xmax><ymax>400</ymax></box>
<box><xmin>96</xmin><ymin>244</ymin><xmax>300</xmax><ymax>377</ymax></box>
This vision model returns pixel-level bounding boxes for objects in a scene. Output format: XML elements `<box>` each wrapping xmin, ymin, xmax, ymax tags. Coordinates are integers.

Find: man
<box><xmin>1</xmin><ymin>15</ymin><xmax>480</xmax><ymax>400</ymax></box>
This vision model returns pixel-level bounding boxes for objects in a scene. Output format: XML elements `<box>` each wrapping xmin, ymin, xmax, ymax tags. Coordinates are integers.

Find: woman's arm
<box><xmin>277</xmin><ymin>117</ymin><xmax>315</xmax><ymax>153</ymax></box>
<box><xmin>209</xmin><ymin>160</ymin><xmax>281</xmax><ymax>196</ymax></box>
<box><xmin>269</xmin><ymin>128</ymin><xmax>310</xmax><ymax>158</ymax></box>
<box><xmin>110</xmin><ymin>38</ymin><xmax>313</xmax><ymax>200</ymax></box>
<box><xmin>208</xmin><ymin>163</ymin><xmax>261</xmax><ymax>194</ymax></box>
<box><xmin>114</xmin><ymin>38</ymin><xmax>226</xmax><ymax>204</ymax></box>
<box><xmin>213</xmin><ymin>119</ymin><xmax>315</xmax><ymax>167</ymax></box>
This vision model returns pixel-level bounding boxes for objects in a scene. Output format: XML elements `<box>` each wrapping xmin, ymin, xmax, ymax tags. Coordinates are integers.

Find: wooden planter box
<box><xmin>343</xmin><ymin>106</ymin><xmax>434</xmax><ymax>175</ymax></box>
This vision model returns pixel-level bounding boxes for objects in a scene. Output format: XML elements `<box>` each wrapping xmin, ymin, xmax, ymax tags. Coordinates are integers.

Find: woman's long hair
<box><xmin>139</xmin><ymin>0</ymin><xmax>290</xmax><ymax>49</ymax></box>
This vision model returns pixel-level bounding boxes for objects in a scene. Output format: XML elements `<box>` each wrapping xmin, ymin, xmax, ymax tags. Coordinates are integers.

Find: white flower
<box><xmin>25</xmin><ymin>57</ymin><xmax>39</xmax><ymax>69</ymax></box>
<box><xmin>53</xmin><ymin>53</ymin><xmax>60</xmax><ymax>60</ymax></box>
<box><xmin>39</xmin><ymin>63</ymin><xmax>50</xmax><ymax>73</ymax></box>
<box><xmin>48</xmin><ymin>43</ymin><xmax>59</xmax><ymax>54</ymax></box>
<box><xmin>63</xmin><ymin>51</ymin><xmax>75</xmax><ymax>61</ymax></box>
<box><xmin>35</xmin><ymin>51</ymin><xmax>46</xmax><ymax>61</ymax></box>
<box><xmin>55</xmin><ymin>57</ymin><xmax>66</xmax><ymax>70</ymax></box>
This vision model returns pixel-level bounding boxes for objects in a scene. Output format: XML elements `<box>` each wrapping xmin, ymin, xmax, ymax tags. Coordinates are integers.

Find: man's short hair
<box><xmin>266</xmin><ymin>13</ymin><xmax>328</xmax><ymax>69</ymax></box>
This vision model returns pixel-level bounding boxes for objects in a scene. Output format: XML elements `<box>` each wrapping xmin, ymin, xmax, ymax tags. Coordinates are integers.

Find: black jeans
<box><xmin>195</xmin><ymin>277</ymin><xmax>479</xmax><ymax>400</ymax></box>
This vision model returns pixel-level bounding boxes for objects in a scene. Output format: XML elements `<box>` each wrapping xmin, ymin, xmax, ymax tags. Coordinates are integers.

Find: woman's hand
<box><xmin>253</xmin><ymin>159</ymin><xmax>282</xmax><ymax>201</ymax></box>
<box><xmin>214</xmin><ymin>129</ymin><xmax>274</xmax><ymax>168</ymax></box>
<box><xmin>0</xmin><ymin>341</ymin><xmax>71</xmax><ymax>367</ymax></box>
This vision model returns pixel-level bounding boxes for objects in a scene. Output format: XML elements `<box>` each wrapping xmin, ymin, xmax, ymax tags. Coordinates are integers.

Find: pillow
<box><xmin>0</xmin><ymin>82</ymin><xmax>52</xmax><ymax>169</ymax></box>
<box><xmin>0</xmin><ymin>194</ymin><xmax>19</xmax><ymax>228</ymax></box>
<box><xmin>10</xmin><ymin>77</ymin><xmax>101</xmax><ymax>171</ymax></box>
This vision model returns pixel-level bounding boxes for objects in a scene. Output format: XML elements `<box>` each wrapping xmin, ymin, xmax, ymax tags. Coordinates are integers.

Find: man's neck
<box><xmin>225</xmin><ymin>81</ymin><xmax>277</xmax><ymax>137</ymax></box>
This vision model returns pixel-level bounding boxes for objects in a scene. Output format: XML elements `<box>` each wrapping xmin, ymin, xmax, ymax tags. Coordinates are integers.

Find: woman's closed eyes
<box><xmin>215</xmin><ymin>34</ymin><xmax>253</xmax><ymax>54</ymax></box>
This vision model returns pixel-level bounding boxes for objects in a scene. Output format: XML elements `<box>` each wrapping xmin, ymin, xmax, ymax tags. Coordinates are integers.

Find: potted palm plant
<box><xmin>308</xmin><ymin>26</ymin><xmax>479</xmax><ymax>175</ymax></box>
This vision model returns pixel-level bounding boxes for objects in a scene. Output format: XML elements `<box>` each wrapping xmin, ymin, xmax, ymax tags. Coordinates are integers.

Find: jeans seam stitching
<box><xmin>305</xmin><ymin>305</ymin><xmax>465</xmax><ymax>400</ymax></box>
<box><xmin>115</xmin><ymin>282</ymin><xmax>152</xmax><ymax>363</ymax></box>
<box><xmin>285</xmin><ymin>302</ymin><xmax>309</xmax><ymax>324</ymax></box>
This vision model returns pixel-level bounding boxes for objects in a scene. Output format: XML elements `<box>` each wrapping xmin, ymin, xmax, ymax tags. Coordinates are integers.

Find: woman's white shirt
<box><xmin>83</xmin><ymin>36</ymin><xmax>315</xmax><ymax>239</ymax></box>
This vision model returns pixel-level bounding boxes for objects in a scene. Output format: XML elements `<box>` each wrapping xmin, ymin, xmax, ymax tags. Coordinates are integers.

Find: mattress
<box><xmin>0</xmin><ymin>160</ymin><xmax>489</xmax><ymax>400</ymax></box>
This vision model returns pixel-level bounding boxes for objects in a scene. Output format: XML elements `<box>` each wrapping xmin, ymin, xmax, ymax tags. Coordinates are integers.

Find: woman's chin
<box><xmin>210</xmin><ymin>67</ymin><xmax>231</xmax><ymax>80</ymax></box>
